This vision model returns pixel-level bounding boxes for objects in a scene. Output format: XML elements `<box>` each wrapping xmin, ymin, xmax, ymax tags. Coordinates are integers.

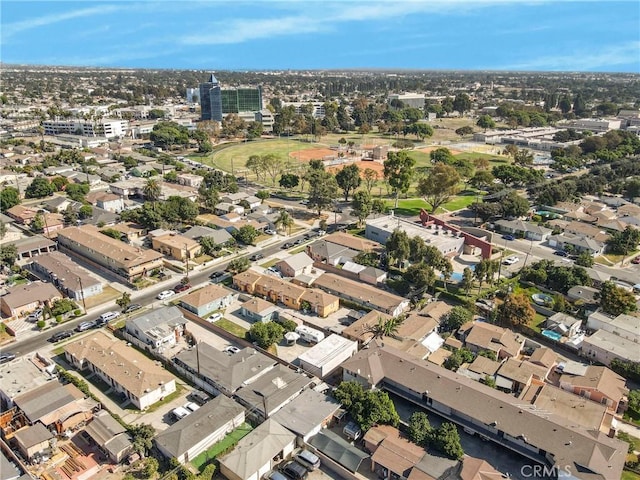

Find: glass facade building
<box><xmin>199</xmin><ymin>73</ymin><xmax>262</xmax><ymax>122</ymax></box>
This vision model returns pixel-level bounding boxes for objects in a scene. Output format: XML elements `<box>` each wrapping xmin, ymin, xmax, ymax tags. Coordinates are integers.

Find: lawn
<box><xmin>621</xmin><ymin>471</ymin><xmax>640</xmax><ymax>480</ymax></box>
<box><xmin>384</xmin><ymin>198</ymin><xmax>428</xmax><ymax>217</ymax></box>
<box><xmin>436</xmin><ymin>191</ymin><xmax>483</xmax><ymax>213</ymax></box>
<box><xmin>191</xmin><ymin>423</ymin><xmax>253</xmax><ymax>471</ymax></box>
<box><xmin>214</xmin><ymin>318</ymin><xmax>248</xmax><ymax>338</ymax></box>
<box><xmin>624</xmin><ymin>407</ymin><xmax>640</xmax><ymax>426</ymax></box>
<box><xmin>144</xmin><ymin>384</ymin><xmax>186</xmax><ymax>413</ymax></box>
<box><xmin>259</xmin><ymin>258</ymin><xmax>279</xmax><ymax>269</ymax></box>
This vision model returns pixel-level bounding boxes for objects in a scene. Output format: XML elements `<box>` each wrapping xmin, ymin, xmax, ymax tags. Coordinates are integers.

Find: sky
<box><xmin>2</xmin><ymin>1</ymin><xmax>639</xmax><ymax>72</ymax></box>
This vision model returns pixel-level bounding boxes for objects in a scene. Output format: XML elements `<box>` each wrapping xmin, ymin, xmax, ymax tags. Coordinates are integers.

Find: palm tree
<box><xmin>275</xmin><ymin>209</ymin><xmax>294</xmax><ymax>236</ymax></box>
<box><xmin>143</xmin><ymin>178</ymin><xmax>161</xmax><ymax>203</ymax></box>
<box><xmin>364</xmin><ymin>315</ymin><xmax>405</xmax><ymax>344</ymax></box>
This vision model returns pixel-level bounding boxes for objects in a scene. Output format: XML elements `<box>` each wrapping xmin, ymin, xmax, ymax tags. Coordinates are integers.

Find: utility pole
<box><xmin>77</xmin><ymin>276</ymin><xmax>87</xmax><ymax>312</ymax></box>
<box><xmin>184</xmin><ymin>243</ymin><xmax>190</xmax><ymax>283</ymax></box>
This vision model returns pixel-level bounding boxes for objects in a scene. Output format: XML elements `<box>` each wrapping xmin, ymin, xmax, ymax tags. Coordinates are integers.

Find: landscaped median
<box><xmin>191</xmin><ymin>422</ymin><xmax>253</xmax><ymax>472</ymax></box>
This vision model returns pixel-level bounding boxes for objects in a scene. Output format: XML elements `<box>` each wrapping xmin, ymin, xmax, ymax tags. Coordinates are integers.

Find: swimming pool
<box><xmin>542</xmin><ymin>329</ymin><xmax>562</xmax><ymax>341</ymax></box>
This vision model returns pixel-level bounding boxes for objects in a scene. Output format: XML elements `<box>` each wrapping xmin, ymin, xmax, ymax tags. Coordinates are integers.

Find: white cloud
<box><xmin>500</xmin><ymin>41</ymin><xmax>640</xmax><ymax>71</ymax></box>
<box><xmin>2</xmin><ymin>4</ymin><xmax>123</xmax><ymax>38</ymax></box>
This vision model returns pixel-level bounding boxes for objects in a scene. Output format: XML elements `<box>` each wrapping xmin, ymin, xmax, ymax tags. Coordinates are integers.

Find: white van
<box><xmin>171</xmin><ymin>406</ymin><xmax>190</xmax><ymax>421</ymax></box>
<box><xmin>295</xmin><ymin>325</ymin><xmax>325</xmax><ymax>344</ymax></box>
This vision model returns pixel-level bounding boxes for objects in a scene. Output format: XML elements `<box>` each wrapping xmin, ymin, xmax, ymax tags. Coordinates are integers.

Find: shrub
<box><xmin>74</xmin><ymin>309</ymin><xmax>82</xmax><ymax>316</ymax></box>
<box><xmin>55</xmin><ymin>315</ymin><xmax>63</xmax><ymax>323</ymax></box>
<box><xmin>37</xmin><ymin>320</ymin><xmax>46</xmax><ymax>329</ymax></box>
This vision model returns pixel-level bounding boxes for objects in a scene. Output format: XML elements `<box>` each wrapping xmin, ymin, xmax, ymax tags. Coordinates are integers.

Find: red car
<box><xmin>173</xmin><ymin>283</ymin><xmax>192</xmax><ymax>293</ymax></box>
<box><xmin>632</xmin><ymin>256</ymin><xmax>640</xmax><ymax>265</ymax></box>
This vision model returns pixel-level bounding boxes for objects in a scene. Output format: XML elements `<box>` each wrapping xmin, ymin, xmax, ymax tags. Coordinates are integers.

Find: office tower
<box><xmin>199</xmin><ymin>73</ymin><xmax>222</xmax><ymax>121</ymax></box>
<box><xmin>199</xmin><ymin>73</ymin><xmax>263</xmax><ymax>122</ymax></box>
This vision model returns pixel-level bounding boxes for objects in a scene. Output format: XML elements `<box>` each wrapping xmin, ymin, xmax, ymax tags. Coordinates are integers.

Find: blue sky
<box><xmin>2</xmin><ymin>1</ymin><xmax>639</xmax><ymax>72</ymax></box>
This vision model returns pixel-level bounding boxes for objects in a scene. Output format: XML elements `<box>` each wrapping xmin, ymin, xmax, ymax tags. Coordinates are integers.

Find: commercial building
<box><xmin>27</xmin><ymin>251</ymin><xmax>103</xmax><ymax>301</ymax></box>
<box><xmin>340</xmin><ymin>342</ymin><xmax>628</xmax><ymax>480</ymax></box>
<box><xmin>199</xmin><ymin>72</ymin><xmax>263</xmax><ymax>122</ymax></box>
<box><xmin>57</xmin><ymin>225</ymin><xmax>164</xmax><ymax>283</ymax></box>
<box><xmin>387</xmin><ymin>93</ymin><xmax>426</xmax><ymax>109</ymax></box>
<box><xmin>43</xmin><ymin>119</ymin><xmax>129</xmax><ymax>138</ymax></box>
<box><xmin>155</xmin><ymin>395</ymin><xmax>245</xmax><ymax>464</ymax></box>
<box><xmin>64</xmin><ymin>331</ymin><xmax>177</xmax><ymax>410</ymax></box>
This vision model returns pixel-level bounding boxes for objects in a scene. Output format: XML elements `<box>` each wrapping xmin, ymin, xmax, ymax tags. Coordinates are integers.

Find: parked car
<box><xmin>224</xmin><ymin>345</ymin><xmax>240</xmax><ymax>355</ymax></box>
<box><xmin>171</xmin><ymin>406</ymin><xmax>190</xmax><ymax>421</ymax></box>
<box><xmin>501</xmin><ymin>234</ymin><xmax>515</xmax><ymax>241</ymax></box>
<box><xmin>49</xmin><ymin>330</ymin><xmax>74</xmax><ymax>343</ymax></box>
<box><xmin>295</xmin><ymin>449</ymin><xmax>320</xmax><ymax>471</ymax></box>
<box><xmin>209</xmin><ymin>271</ymin><xmax>224</xmax><ymax>280</ymax></box>
<box><xmin>99</xmin><ymin>311</ymin><xmax>121</xmax><ymax>323</ymax></box>
<box><xmin>208</xmin><ymin>312</ymin><xmax>223</xmax><ymax>322</ymax></box>
<box><xmin>632</xmin><ymin>256</ymin><xmax>640</xmax><ymax>264</ymax></box>
<box><xmin>26</xmin><ymin>308</ymin><xmax>44</xmax><ymax>322</ymax></box>
<box><xmin>0</xmin><ymin>352</ymin><xmax>16</xmax><ymax>364</ymax></box>
<box><xmin>281</xmin><ymin>242</ymin><xmax>294</xmax><ymax>249</ymax></box>
<box><xmin>184</xmin><ymin>402</ymin><xmax>200</xmax><ymax>413</ymax></box>
<box><xmin>123</xmin><ymin>303</ymin><xmax>142</xmax><ymax>314</ymax></box>
<box><xmin>280</xmin><ymin>461</ymin><xmax>308</xmax><ymax>480</ymax></box>
<box><xmin>173</xmin><ymin>283</ymin><xmax>192</xmax><ymax>293</ymax></box>
<box><xmin>264</xmin><ymin>229</ymin><xmax>277</xmax><ymax>235</ymax></box>
<box><xmin>265</xmin><ymin>471</ymin><xmax>288</xmax><ymax>480</ymax></box>
<box><xmin>554</xmin><ymin>250</ymin><xmax>569</xmax><ymax>257</ymax></box>
<box><xmin>317</xmin><ymin>230</ymin><xmax>326</xmax><ymax>236</ymax></box>
<box><xmin>503</xmin><ymin>256</ymin><xmax>520</xmax><ymax>265</ymax></box>
<box><xmin>75</xmin><ymin>321</ymin><xmax>96</xmax><ymax>332</ymax></box>
<box><xmin>157</xmin><ymin>290</ymin><xmax>175</xmax><ymax>300</ymax></box>
<box><xmin>190</xmin><ymin>390</ymin><xmax>211</xmax><ymax>405</ymax></box>
<box><xmin>250</xmin><ymin>253</ymin><xmax>264</xmax><ymax>261</ymax></box>
<box><xmin>299</xmin><ymin>199</ymin><xmax>309</xmax><ymax>205</ymax></box>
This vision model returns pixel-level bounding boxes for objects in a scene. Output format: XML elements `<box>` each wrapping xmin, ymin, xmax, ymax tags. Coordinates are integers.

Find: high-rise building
<box><xmin>199</xmin><ymin>73</ymin><xmax>263</xmax><ymax>122</ymax></box>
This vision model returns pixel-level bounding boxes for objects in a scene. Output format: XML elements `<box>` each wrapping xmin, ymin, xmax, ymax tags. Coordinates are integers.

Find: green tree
<box><xmin>0</xmin><ymin>187</ymin><xmax>21</xmax><ymax>210</ymax></box>
<box><xmin>416</xmin><ymin>163</ymin><xmax>461</xmax><ymax>212</ymax></box>
<box><xmin>434</xmin><ymin>423</ymin><xmax>464</xmax><ymax>460</ymax></box>
<box><xmin>514</xmin><ymin>148</ymin><xmax>534</xmax><ymax>166</ymax></box>
<box><xmin>430</xmin><ymin>147</ymin><xmax>454</xmax><ymax>164</ymax></box>
<box><xmin>600</xmin><ymin>281</ymin><xmax>638</xmax><ymax>316</ymax></box>
<box><xmin>443</xmin><ymin>348</ymin><xmax>475</xmax><ymax>371</ymax></box>
<box><xmin>625</xmin><ymin>179</ymin><xmax>640</xmax><ymax>202</ymax></box>
<box><xmin>142</xmin><ymin>457</ymin><xmax>159</xmax><ymax>477</ymax></box>
<box><xmin>335</xmin><ymin>163</ymin><xmax>361</xmax><ymax>201</ymax></box>
<box><xmin>63</xmin><ymin>205</ymin><xmax>78</xmax><ymax>226</ymax></box>
<box><xmin>403</xmin><ymin>263</ymin><xmax>436</xmax><ymax>292</ymax></box>
<box><xmin>128</xmin><ymin>423</ymin><xmax>155</xmax><ymax>456</ymax></box>
<box><xmin>455</xmin><ymin>125</ymin><xmax>474</xmax><ymax>136</ymax></box>
<box><xmin>364</xmin><ymin>315</ymin><xmax>404</xmax><ymax>341</ymax></box>
<box><xmin>198</xmin><ymin>183</ymin><xmax>219</xmax><ymax>212</ymax></box>
<box><xmin>386</xmin><ymin>229</ymin><xmax>410</xmax><ymax>267</ymax></box>
<box><xmin>628</xmin><ymin>390</ymin><xmax>640</xmax><ymax>414</ymax></box>
<box><xmin>408</xmin><ymin>412</ymin><xmax>433</xmax><ymax>446</ymax></box>
<box><xmin>0</xmin><ymin>222</ymin><xmax>6</xmax><ymax>240</ymax></box>
<box><xmin>31</xmin><ymin>213</ymin><xmax>45</xmax><ymax>233</ymax></box>
<box><xmin>66</xmin><ymin>183</ymin><xmax>90</xmax><ymax>202</ymax></box>
<box><xmin>469</xmin><ymin>170</ymin><xmax>494</xmax><ymax>189</ymax></box>
<box><xmin>453</xmin><ymin>94</ymin><xmax>472</xmax><ymax>115</ymax></box>
<box><xmin>497</xmin><ymin>293</ymin><xmax>535</xmax><ymax>328</ymax></box>
<box><xmin>249</xmin><ymin>321</ymin><xmax>284</xmax><ymax>349</ymax></box>
<box><xmin>199</xmin><ymin>236</ymin><xmax>220</xmax><ymax>256</ymax></box>
<box><xmin>275</xmin><ymin>209</ymin><xmax>294</xmax><ymax>235</ymax></box>
<box><xmin>372</xmin><ymin>198</ymin><xmax>387</xmax><ymax>216</ymax></box>
<box><xmin>384</xmin><ymin>151</ymin><xmax>415</xmax><ymax>208</ymax></box>
<box><xmin>246</xmin><ymin>155</ymin><xmax>265</xmax><ymax>181</ymax></box>
<box><xmin>476</xmin><ymin>115</ymin><xmax>496</xmax><ymax>131</ymax></box>
<box><xmin>234</xmin><ymin>225</ymin><xmax>259</xmax><ymax>245</ymax></box>
<box><xmin>351</xmin><ymin>191</ymin><xmax>372</xmax><ymax>225</ymax></box>
<box><xmin>441</xmin><ymin>306</ymin><xmax>473</xmax><ymax>332</ymax></box>
<box><xmin>0</xmin><ymin>244</ymin><xmax>17</xmax><ymax>267</ymax></box>
<box><xmin>255</xmin><ymin>190</ymin><xmax>270</xmax><ymax>204</ymax></box>
<box><xmin>143</xmin><ymin>178</ymin><xmax>162</xmax><ymax>202</ymax></box>
<box><xmin>575</xmin><ymin>251</ymin><xmax>594</xmax><ymax>267</ymax></box>
<box><xmin>606</xmin><ymin>226</ymin><xmax>640</xmax><ymax>255</ymax></box>
<box><xmin>226</xmin><ymin>257</ymin><xmax>249</xmax><ymax>274</ymax></box>
<box><xmin>362</xmin><ymin>168</ymin><xmax>379</xmax><ymax>195</ymax></box>
<box><xmin>25</xmin><ymin>177</ymin><xmax>54</xmax><ymax>198</ymax></box>
<box><xmin>78</xmin><ymin>204</ymin><xmax>93</xmax><ymax>219</ymax></box>
<box><xmin>306</xmin><ymin>170</ymin><xmax>338</xmax><ymax>216</ymax></box>
<box><xmin>500</xmin><ymin>191</ymin><xmax>530</xmax><ymax>218</ymax></box>
<box><xmin>279</xmin><ymin>173</ymin><xmax>299</xmax><ymax>190</ymax></box>
<box><xmin>460</xmin><ymin>267</ymin><xmax>474</xmax><ymax>296</ymax></box>
<box><xmin>116</xmin><ymin>292</ymin><xmax>132</xmax><ymax>310</ymax></box>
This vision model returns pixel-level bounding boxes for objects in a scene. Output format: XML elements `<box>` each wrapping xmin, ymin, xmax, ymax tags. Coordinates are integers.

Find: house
<box><xmin>495</xmin><ymin>358</ymin><xmax>548</xmax><ymax>394</ymax></box>
<box><xmin>275</xmin><ymin>252</ymin><xmax>314</xmax><ymax>278</ymax></box>
<box><xmin>559</xmin><ymin>365</ymin><xmax>628</xmax><ymax>413</ymax></box>
<box><xmin>41</xmin><ymin>213</ymin><xmax>65</xmax><ymax>237</ymax></box>
<box><xmin>548</xmin><ymin>233</ymin><xmax>605</xmax><ymax>256</ymax></box>
<box><xmin>218</xmin><ymin>419</ymin><xmax>296</xmax><ymax>480</ymax></box>
<box><xmin>64</xmin><ymin>331</ymin><xmax>177</xmax><ymax>410</ymax></box>
<box><xmin>155</xmin><ymin>395</ymin><xmax>245</xmax><ymax>464</ymax></box>
<box><xmin>245</xmin><ymin>196</ymin><xmax>262</xmax><ymax>210</ymax></box>
<box><xmin>581</xmin><ymin>329</ymin><xmax>640</xmax><ymax>367</ymax></box>
<box><xmin>340</xmin><ymin>261</ymin><xmax>388</xmax><ymax>286</ymax></box>
<box><xmin>240</xmin><ymin>298</ymin><xmax>280</xmax><ymax>323</ymax></box>
<box><xmin>563</xmin><ymin>221</ymin><xmax>609</xmax><ymax>243</ymax></box>
<box><xmin>84</xmin><ymin>191</ymin><xmax>125</xmax><ymax>213</ymax></box>
<box><xmin>306</xmin><ymin>239</ymin><xmax>358</xmax><ymax>266</ymax></box>
<box><xmin>108</xmin><ymin>223</ymin><xmax>146</xmax><ymax>243</ymax></box>
<box><xmin>130</xmin><ymin>164</ymin><xmax>157</xmax><ymax>177</ymax></box>
<box><xmin>494</xmin><ymin>219</ymin><xmax>552</xmax><ymax>241</ymax></box>
<box><xmin>215</xmin><ymin>202</ymin><xmax>244</xmax><ymax>216</ymax></box>
<box><xmin>57</xmin><ymin>225</ymin><xmax>164</xmax><ymax>283</ymax></box>
<box><xmin>172</xmin><ymin>342</ymin><xmax>275</xmax><ymax>397</ymax></box>
<box><xmin>5</xmin><ymin>205</ymin><xmax>38</xmax><ymax>225</ymax></box>
<box><xmin>528</xmin><ymin>347</ymin><xmax>557</xmax><ymax>369</ymax></box>
<box><xmin>0</xmin><ymin>282</ymin><xmax>62</xmax><ymax>319</ymax></box>
<box><xmin>179</xmin><ymin>284</ymin><xmax>237</xmax><ymax>317</ymax></box>
<box><xmin>311</xmin><ymin>273</ymin><xmax>410</xmax><ymax>317</ymax></box>
<box><xmin>220</xmin><ymin>192</ymin><xmax>249</xmax><ymax>205</ymax></box>
<box><xmin>124</xmin><ymin>306</ymin><xmax>186</xmax><ymax>350</ymax></box>
<box><xmin>462</xmin><ymin>322</ymin><xmax>524</xmax><ymax>359</ymax></box>
<box><xmin>271</xmin><ymin>389</ymin><xmax>341</xmax><ymax>443</ymax></box>
<box><xmin>459</xmin><ymin>355</ymin><xmax>501</xmax><ymax>382</ymax></box>
<box><xmin>13</xmin><ymin>380</ymin><xmax>98</xmax><ymax>435</ymax></box>
<box><xmin>297</xmin><ymin>334</ymin><xmax>358</xmax><ymax>379</ymax></box>
<box><xmin>27</xmin><ymin>251</ymin><xmax>103</xmax><ymax>301</ymax></box>
<box><xmin>545</xmin><ymin>312</ymin><xmax>582</xmax><ymax>338</ymax></box>
<box><xmin>587</xmin><ymin>311</ymin><xmax>640</xmax><ymax>342</ymax></box>
<box><xmin>234</xmin><ymin>364</ymin><xmax>313</xmax><ymax>420</ymax></box>
<box><xmin>340</xmin><ymin>342</ymin><xmax>628</xmax><ymax>480</ymax></box>
<box><xmin>81</xmin><ymin>410</ymin><xmax>132</xmax><ymax>464</ymax></box>
<box><xmin>13</xmin><ymin>423</ymin><xmax>53</xmax><ymax>461</ymax></box>
<box><xmin>42</xmin><ymin>196</ymin><xmax>75</xmax><ymax>214</ymax></box>
<box><xmin>176</xmin><ymin>173</ymin><xmax>203</xmax><ymax>188</ymax></box>
<box><xmin>308</xmin><ymin>430</ymin><xmax>370</xmax><ymax>473</ymax></box>
<box><xmin>152</xmin><ymin>233</ymin><xmax>201</xmax><ymax>260</ymax></box>
<box><xmin>567</xmin><ymin>285</ymin><xmax>600</xmax><ymax>305</ymax></box>
<box><xmin>181</xmin><ymin>225</ymin><xmax>233</xmax><ymax>245</ymax></box>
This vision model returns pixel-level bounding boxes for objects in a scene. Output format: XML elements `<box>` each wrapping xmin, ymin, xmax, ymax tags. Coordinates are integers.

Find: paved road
<box><xmin>0</xmin><ymin>231</ymin><xmax>311</xmax><ymax>358</ymax></box>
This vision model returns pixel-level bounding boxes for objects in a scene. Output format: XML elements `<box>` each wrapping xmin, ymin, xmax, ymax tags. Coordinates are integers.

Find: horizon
<box><xmin>2</xmin><ymin>1</ymin><xmax>639</xmax><ymax>73</ymax></box>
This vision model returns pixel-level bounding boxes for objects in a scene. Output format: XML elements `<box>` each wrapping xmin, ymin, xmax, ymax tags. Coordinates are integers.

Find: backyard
<box><xmin>190</xmin><ymin>423</ymin><xmax>253</xmax><ymax>471</ymax></box>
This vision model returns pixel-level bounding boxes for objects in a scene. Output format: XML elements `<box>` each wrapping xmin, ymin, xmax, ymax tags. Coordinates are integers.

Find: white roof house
<box><xmin>298</xmin><ymin>334</ymin><xmax>358</xmax><ymax>379</ymax></box>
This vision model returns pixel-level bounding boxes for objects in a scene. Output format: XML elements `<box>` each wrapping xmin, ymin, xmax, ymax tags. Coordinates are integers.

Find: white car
<box><xmin>264</xmin><ymin>229</ymin><xmax>277</xmax><ymax>235</ymax></box>
<box><xmin>184</xmin><ymin>402</ymin><xmax>200</xmax><ymax>413</ymax></box>
<box><xmin>503</xmin><ymin>256</ymin><xmax>520</xmax><ymax>265</ymax></box>
<box><xmin>157</xmin><ymin>290</ymin><xmax>175</xmax><ymax>300</ymax></box>
<box><xmin>224</xmin><ymin>346</ymin><xmax>240</xmax><ymax>355</ymax></box>
<box><xmin>209</xmin><ymin>313</ymin><xmax>223</xmax><ymax>322</ymax></box>
<box><xmin>99</xmin><ymin>311</ymin><xmax>120</xmax><ymax>322</ymax></box>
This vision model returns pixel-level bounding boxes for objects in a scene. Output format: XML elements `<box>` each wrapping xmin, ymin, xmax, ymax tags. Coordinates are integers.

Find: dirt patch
<box><xmin>418</xmin><ymin>146</ymin><xmax>464</xmax><ymax>155</ymax></box>
<box><xmin>289</xmin><ymin>148</ymin><xmax>337</xmax><ymax>161</ymax></box>
<box><xmin>328</xmin><ymin>160</ymin><xmax>386</xmax><ymax>176</ymax></box>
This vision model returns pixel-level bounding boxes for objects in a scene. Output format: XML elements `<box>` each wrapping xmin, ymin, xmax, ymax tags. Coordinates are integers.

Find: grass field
<box><xmin>214</xmin><ymin>318</ymin><xmax>248</xmax><ymax>338</ymax></box>
<box><xmin>191</xmin><ymin>423</ymin><xmax>253</xmax><ymax>471</ymax></box>
<box><xmin>384</xmin><ymin>189</ymin><xmax>482</xmax><ymax>216</ymax></box>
